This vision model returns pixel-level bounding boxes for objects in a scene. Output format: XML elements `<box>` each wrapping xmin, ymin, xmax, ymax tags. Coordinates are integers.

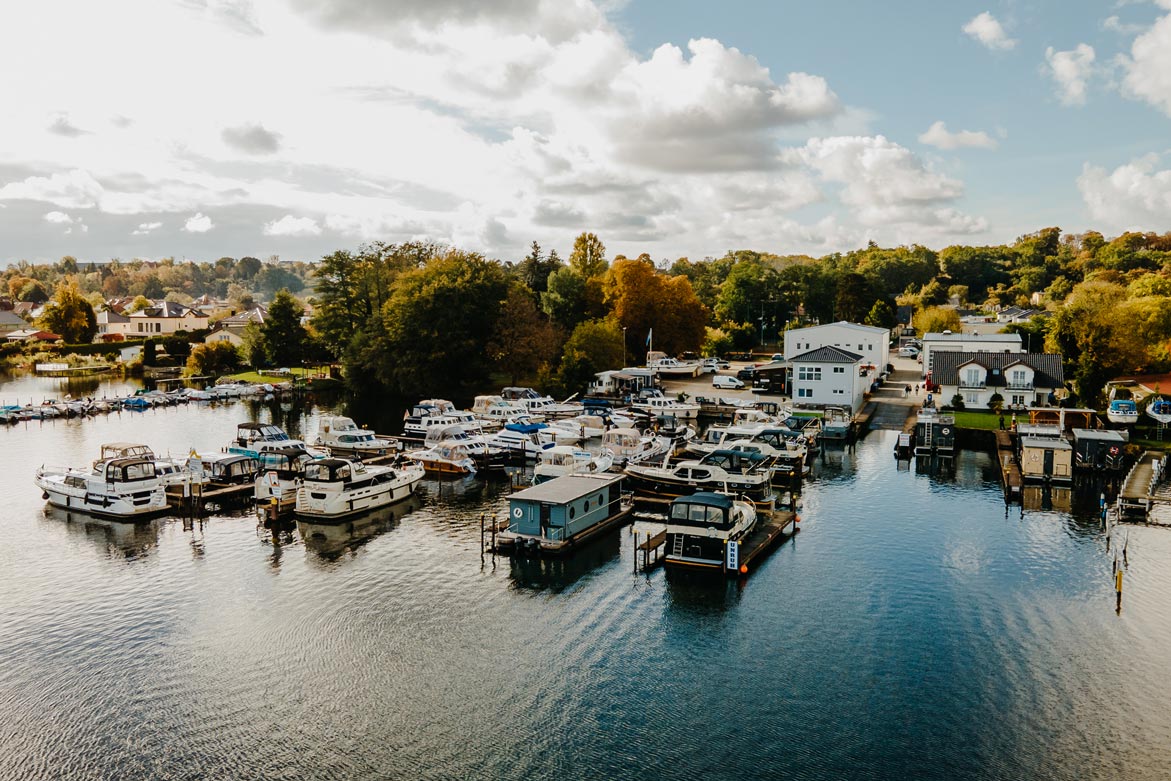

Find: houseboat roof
<box><xmin>509</xmin><ymin>473</ymin><xmax>623</xmax><ymax>504</ymax></box>
<box><xmin>1071</xmin><ymin>428</ymin><xmax>1128</xmax><ymax>443</ymax></box>
<box><xmin>671</xmin><ymin>491</ymin><xmax>734</xmax><ymax>510</ymax></box>
<box><xmin>1020</xmin><ymin>435</ymin><xmax>1072</xmax><ymax>450</ymax></box>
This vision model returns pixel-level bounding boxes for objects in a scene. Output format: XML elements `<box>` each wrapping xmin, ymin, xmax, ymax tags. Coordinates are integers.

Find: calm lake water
<box><xmin>2</xmin><ymin>375</ymin><xmax>1170</xmax><ymax>780</ymax></box>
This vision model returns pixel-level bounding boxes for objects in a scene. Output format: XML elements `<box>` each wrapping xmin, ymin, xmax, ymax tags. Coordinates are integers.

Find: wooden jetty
<box><xmin>1117</xmin><ymin>451</ymin><xmax>1170</xmax><ymax>521</ymax></box>
<box><xmin>733</xmin><ymin>509</ymin><xmax>798</xmax><ymax>577</ymax></box>
<box><xmin>165</xmin><ymin>481</ymin><xmax>254</xmax><ymax>514</ymax></box>
<box><xmin>995</xmin><ymin>429</ymin><xmax>1022</xmax><ymax>501</ymax></box>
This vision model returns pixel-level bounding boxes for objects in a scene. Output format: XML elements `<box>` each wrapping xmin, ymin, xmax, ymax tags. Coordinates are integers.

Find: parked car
<box><xmin>713</xmin><ymin>375</ymin><xmax>745</xmax><ymax>389</ymax></box>
<box><xmin>770</xmin><ymin>353</ymin><xmax>784</xmax><ymax>361</ymax></box>
<box><xmin>736</xmin><ymin>366</ymin><xmax>757</xmax><ymax>381</ymax></box>
<box><xmin>898</xmin><ymin>346</ymin><xmax>920</xmax><ymax>358</ymax></box>
<box><xmin>699</xmin><ymin>358</ymin><xmax>720</xmax><ymax>374</ymax></box>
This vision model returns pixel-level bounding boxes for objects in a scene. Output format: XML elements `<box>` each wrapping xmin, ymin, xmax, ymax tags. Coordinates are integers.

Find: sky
<box><xmin>1</xmin><ymin>0</ymin><xmax>1170</xmax><ymax>266</ymax></box>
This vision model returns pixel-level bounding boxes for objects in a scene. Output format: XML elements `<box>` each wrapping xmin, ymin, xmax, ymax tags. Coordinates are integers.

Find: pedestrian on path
<box><xmin>999</xmin><ymin>413</ymin><xmax>1005</xmax><ymax>430</ymax></box>
<box><xmin>903</xmin><ymin>384</ymin><xmax>910</xmax><ymax>398</ymax></box>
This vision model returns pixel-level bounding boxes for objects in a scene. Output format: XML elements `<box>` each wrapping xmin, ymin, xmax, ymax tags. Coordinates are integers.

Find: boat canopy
<box><xmin>104</xmin><ymin>457</ymin><xmax>158</xmax><ymax>483</ymax></box>
<box><xmin>668</xmin><ymin>492</ymin><xmax>734</xmax><ymax>527</ymax></box>
<box><xmin>258</xmin><ymin>447</ymin><xmax>313</xmax><ymax>472</ymax></box>
<box><xmin>303</xmin><ymin>458</ymin><xmax>366</xmax><ymax>483</ymax></box>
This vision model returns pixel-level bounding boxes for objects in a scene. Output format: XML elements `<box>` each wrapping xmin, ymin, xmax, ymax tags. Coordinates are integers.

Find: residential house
<box><xmin>783</xmin><ymin>321</ymin><xmax>890</xmax><ymax>373</ymax></box>
<box><xmin>930</xmin><ymin>351</ymin><xmax>1065</xmax><ymax>411</ymax></box>
<box><xmin>6</xmin><ymin>328</ymin><xmax>61</xmax><ymax>343</ymax></box>
<box><xmin>95</xmin><ymin>308</ymin><xmax>132</xmax><ymax>341</ymax></box>
<box><xmin>920</xmin><ymin>331</ymin><xmax>1023</xmax><ymax>380</ymax></box>
<box><xmin>0</xmin><ymin>310</ymin><xmax>27</xmax><ymax>337</ymax></box>
<box><xmin>205</xmin><ymin>306</ymin><xmax>268</xmax><ymax>348</ymax></box>
<box><xmin>127</xmin><ymin>301</ymin><xmax>209</xmax><ymax>336</ymax></box>
<box><xmin>788</xmin><ymin>345</ymin><xmax>870</xmax><ymax>412</ymax></box>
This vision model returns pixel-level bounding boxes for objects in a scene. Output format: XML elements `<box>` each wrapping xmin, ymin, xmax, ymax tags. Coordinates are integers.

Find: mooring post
<box><xmin>480</xmin><ymin>513</ymin><xmax>485</xmax><ymax>564</ymax></box>
<box><xmin>633</xmin><ymin>530</ymin><xmax>639</xmax><ymax>574</ymax></box>
<box><xmin>1116</xmin><ymin>568</ymin><xmax>1124</xmax><ymax>614</ymax></box>
<box><xmin>490</xmin><ymin>514</ymin><xmax>496</xmax><ymax>555</ymax></box>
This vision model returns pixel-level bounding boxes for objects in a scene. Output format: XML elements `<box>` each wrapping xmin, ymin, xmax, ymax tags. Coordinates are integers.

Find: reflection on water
<box><xmin>3</xmin><ymin>372</ymin><xmax>1171</xmax><ymax>780</ymax></box>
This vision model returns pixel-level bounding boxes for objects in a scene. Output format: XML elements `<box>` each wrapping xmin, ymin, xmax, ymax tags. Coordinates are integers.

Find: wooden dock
<box><xmin>165</xmin><ymin>481</ymin><xmax>255</xmax><ymax>514</ymax></box>
<box><xmin>1118</xmin><ymin>451</ymin><xmax>1168</xmax><ymax>520</ymax></box>
<box><xmin>735</xmin><ymin>510</ymin><xmax>797</xmax><ymax>576</ymax></box>
<box><xmin>995</xmin><ymin>430</ymin><xmax>1022</xmax><ymax>501</ymax></box>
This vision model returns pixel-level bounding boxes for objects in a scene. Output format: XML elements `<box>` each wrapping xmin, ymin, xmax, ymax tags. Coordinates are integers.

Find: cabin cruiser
<box><xmin>820</xmin><ymin>406</ymin><xmax>852</xmax><ymax>441</ymax></box>
<box><xmin>484</xmin><ymin>422</ymin><xmax>556</xmax><ymax>460</ymax></box>
<box><xmin>601</xmin><ymin>427</ymin><xmax>671</xmax><ymax>467</ymax></box>
<box><xmin>664</xmin><ymin>492</ymin><xmax>757</xmax><ymax>571</ymax></box>
<box><xmin>229</xmin><ymin>422</ymin><xmax>317</xmax><ymax>456</ymax></box>
<box><xmin>544</xmin><ymin>412</ymin><xmax>634</xmax><ymax>444</ymax></box>
<box><xmin>402</xmin><ymin>402</ymin><xmax>464</xmax><ymax>439</ymax></box>
<box><xmin>500</xmin><ymin>387</ymin><xmax>583</xmax><ymax>419</ymax></box>
<box><xmin>294</xmin><ymin>458</ymin><xmax>425</xmax><ymax>521</ymax></box>
<box><xmin>630</xmin><ymin>392</ymin><xmax>700</xmax><ymax>421</ymax></box>
<box><xmin>532</xmin><ymin>446</ymin><xmax>615</xmax><ymax>484</ymax></box>
<box><xmin>1106</xmin><ymin>398</ymin><xmax>1139</xmax><ymax>426</ymax></box>
<box><xmin>623</xmin><ymin>449</ymin><xmax>776</xmax><ymax>504</ymax></box>
<box><xmin>184</xmin><ymin>452</ymin><xmax>261</xmax><ymax>485</ymax></box>
<box><xmin>35</xmin><ymin>455</ymin><xmax>168</xmax><ymax>519</ymax></box>
<box><xmin>684</xmin><ymin>421</ymin><xmax>768</xmax><ymax>457</ymax></box>
<box><xmin>255</xmin><ymin>447</ymin><xmax>316</xmax><ymax>507</ymax></box>
<box><xmin>471</xmin><ymin>396</ymin><xmax>528</xmax><ymax>429</ymax></box>
<box><xmin>90</xmin><ymin>442</ymin><xmax>194</xmax><ymax>488</ymax></box>
<box><xmin>646</xmin><ymin>351</ymin><xmax>701</xmax><ymax>378</ymax></box>
<box><xmin>314</xmin><ymin>416</ymin><xmax>389</xmax><ymax>452</ymax></box>
<box><xmin>422</xmin><ymin>424</ymin><xmax>506</xmax><ymax>471</ymax></box>
<box><xmin>404</xmin><ymin>441</ymin><xmax>478</xmax><ymax>476</ymax></box>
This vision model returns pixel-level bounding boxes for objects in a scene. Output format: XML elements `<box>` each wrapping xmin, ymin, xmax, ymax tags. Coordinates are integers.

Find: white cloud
<box><xmin>132</xmin><ymin>221</ymin><xmax>162</xmax><ymax>235</ymax></box>
<box><xmin>43</xmin><ymin>210</ymin><xmax>74</xmax><ymax>224</ymax></box>
<box><xmin>0</xmin><ymin>169</ymin><xmax>104</xmax><ymax>209</ymax></box>
<box><xmin>1119</xmin><ymin>13</ymin><xmax>1171</xmax><ymax>116</ymax></box>
<box><xmin>183</xmin><ymin>212</ymin><xmax>214</xmax><ymax>233</ymax></box>
<box><xmin>1078</xmin><ymin>154</ymin><xmax>1171</xmax><ymax>229</ymax></box>
<box><xmin>918</xmin><ymin>121</ymin><xmax>998</xmax><ymax>150</ymax></box>
<box><xmin>963</xmin><ymin>12</ymin><xmax>1017</xmax><ymax>51</ymax></box>
<box><xmin>263</xmin><ymin>214</ymin><xmax>321</xmax><ymax>236</ymax></box>
<box><xmin>1102</xmin><ymin>15</ymin><xmax>1146</xmax><ymax>35</ymax></box>
<box><xmin>1045</xmin><ymin>44</ymin><xmax>1096</xmax><ymax>106</ymax></box>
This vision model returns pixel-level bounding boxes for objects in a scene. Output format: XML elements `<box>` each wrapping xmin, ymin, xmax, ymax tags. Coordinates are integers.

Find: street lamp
<box><xmin>759</xmin><ymin>316</ymin><xmax>765</xmax><ymax>347</ymax></box>
<box><xmin>622</xmin><ymin>327</ymin><xmax>627</xmax><ymax>368</ymax></box>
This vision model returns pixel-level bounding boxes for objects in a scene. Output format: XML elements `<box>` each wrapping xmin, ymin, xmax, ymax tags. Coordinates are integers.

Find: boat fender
<box><xmin>42</xmin><ymin>492</ymin><xmax>49</xmax><ymax>500</ymax></box>
<box><xmin>738</xmin><ymin>564</ymin><xmax>748</xmax><ymax>575</ymax></box>
<box><xmin>1109</xmin><ymin>446</ymin><xmax>1120</xmax><ymax>456</ymax></box>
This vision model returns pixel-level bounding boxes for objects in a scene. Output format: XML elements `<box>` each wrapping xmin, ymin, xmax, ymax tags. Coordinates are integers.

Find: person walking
<box><xmin>999</xmin><ymin>413</ymin><xmax>1005</xmax><ymax>430</ymax></box>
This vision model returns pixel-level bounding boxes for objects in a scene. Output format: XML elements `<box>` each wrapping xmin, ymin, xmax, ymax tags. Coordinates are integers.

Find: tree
<box><xmin>488</xmin><ymin>283</ymin><xmax>560</xmax><ymax>385</ymax></box>
<box><xmin>515</xmin><ymin>242</ymin><xmax>563</xmax><ymax>296</ymax></box>
<box><xmin>129</xmin><ymin>295</ymin><xmax>152</xmax><ymax>312</ymax></box>
<box><xmin>568</xmin><ymin>232</ymin><xmax>608</xmax><ymax>278</ymax></box>
<box><xmin>235</xmin><ymin>256</ymin><xmax>262</xmax><ymax>280</ymax></box>
<box><xmin>916</xmin><ymin>306</ymin><xmax>961</xmax><ymax>335</ymax></box>
<box><xmin>37</xmin><ymin>279</ymin><xmax>97</xmax><ymax>343</ymax></box>
<box><xmin>360</xmin><ymin>250</ymin><xmax>511</xmax><ymax>398</ymax></box>
<box><xmin>143</xmin><ymin>338</ymin><xmax>157</xmax><ymax>365</ymax></box>
<box><xmin>606</xmin><ymin>258</ymin><xmax>706</xmax><ymax>359</ymax></box>
<box><xmin>261</xmin><ymin>289</ymin><xmax>308</xmax><ymax>367</ymax></box>
<box><xmin>541</xmin><ymin>267</ymin><xmax>590</xmax><ymax>330</ymax></box>
<box><xmin>557</xmin><ymin>319</ymin><xmax>624</xmax><ymax>394</ymax></box>
<box><xmin>186</xmin><ymin>341</ymin><xmax>243</xmax><ymax>376</ymax></box>
<box><xmin>834</xmin><ymin>272</ymin><xmax>870</xmax><ymax>322</ymax></box>
<box><xmin>17</xmin><ymin>279</ymin><xmax>49</xmax><ymax>303</ymax></box>
<box><xmin>865</xmin><ymin>299</ymin><xmax>896</xmax><ymax>329</ymax></box>
<box><xmin>257</xmin><ymin>264</ymin><xmax>305</xmax><ymax>297</ymax></box>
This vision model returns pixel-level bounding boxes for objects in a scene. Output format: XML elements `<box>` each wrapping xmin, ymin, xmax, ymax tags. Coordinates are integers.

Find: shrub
<box><xmin>951</xmin><ymin>393</ymin><xmax>966</xmax><ymax>411</ymax></box>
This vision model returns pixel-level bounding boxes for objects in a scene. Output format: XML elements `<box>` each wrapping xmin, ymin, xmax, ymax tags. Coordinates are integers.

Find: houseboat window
<box><xmin>569</xmin><ymin>506</ymin><xmax>576</xmax><ymax>519</ymax></box>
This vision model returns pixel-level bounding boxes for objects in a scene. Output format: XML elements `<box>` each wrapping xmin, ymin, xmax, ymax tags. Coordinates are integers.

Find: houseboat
<box><xmin>1019</xmin><ymin>436</ymin><xmax>1073</xmax><ymax>483</ymax></box>
<box><xmin>484</xmin><ymin>421</ymin><xmax>556</xmax><ymax>460</ymax></box>
<box><xmin>913</xmin><ymin>406</ymin><xmax>955</xmax><ymax>457</ymax></box>
<box><xmin>1070</xmin><ymin>429</ymin><xmax>1128</xmax><ymax>472</ymax></box>
<box><xmin>185</xmin><ymin>452</ymin><xmax>260</xmax><ymax>485</ymax></box>
<box><xmin>402</xmin><ymin>403</ymin><xmax>463</xmax><ymax>439</ymax></box>
<box><xmin>532</xmin><ymin>446</ymin><xmax>615</xmax><ymax>484</ymax></box>
<box><xmin>294</xmin><ymin>458</ymin><xmax>425</xmax><ymax>521</ymax></box>
<box><xmin>35</xmin><ymin>456</ymin><xmax>169</xmax><ymax>519</ymax></box>
<box><xmin>495</xmin><ymin>473</ymin><xmax>629</xmax><ymax>555</ymax></box>
<box><xmin>229</xmin><ymin>422</ymin><xmax>316</xmax><ymax>456</ymax></box>
<box><xmin>663</xmin><ymin>492</ymin><xmax>757</xmax><ymax>571</ymax></box>
<box><xmin>623</xmin><ymin>449</ymin><xmax>776</xmax><ymax>505</ymax></box>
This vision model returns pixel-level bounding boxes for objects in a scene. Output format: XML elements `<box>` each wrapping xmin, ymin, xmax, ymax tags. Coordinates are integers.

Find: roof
<box><xmin>930</xmin><ymin>351</ymin><xmax>1064</xmax><ymax>388</ymax></box>
<box><xmin>96</xmin><ymin>309</ymin><xmax>129</xmax><ymax>324</ymax></box>
<box><xmin>1020</xmin><ymin>436</ymin><xmax>1072</xmax><ymax>450</ymax></box>
<box><xmin>1071</xmin><ymin>429</ymin><xmax>1128</xmax><ymax>443</ymax></box>
<box><xmin>509</xmin><ymin>473</ymin><xmax>623</xmax><ymax>503</ymax></box>
<box><xmin>923</xmin><ymin>332</ymin><xmax>1023</xmax><ymax>343</ymax></box>
<box><xmin>130</xmin><ymin>301</ymin><xmax>205</xmax><ymax>319</ymax></box>
<box><xmin>788</xmin><ymin>345</ymin><xmax>863</xmax><ymax>364</ymax></box>
<box><xmin>218</xmin><ymin>306</ymin><xmax>268</xmax><ymax>326</ymax></box>
<box><xmin>671</xmin><ymin>491</ymin><xmax>734</xmax><ymax>510</ymax></box>
<box><xmin>787</xmin><ymin>320</ymin><xmax>888</xmax><ymax>336</ymax></box>
<box><xmin>0</xmin><ymin>310</ymin><xmax>26</xmax><ymax>326</ymax></box>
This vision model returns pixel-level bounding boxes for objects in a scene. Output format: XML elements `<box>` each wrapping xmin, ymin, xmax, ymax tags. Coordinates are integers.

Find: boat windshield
<box><xmin>669</xmin><ymin>502</ymin><xmax>728</xmax><ymax>528</ymax></box>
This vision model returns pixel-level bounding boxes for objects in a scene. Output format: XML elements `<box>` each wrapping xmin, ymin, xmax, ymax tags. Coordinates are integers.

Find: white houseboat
<box><xmin>36</xmin><ymin>455</ymin><xmax>169</xmax><ymax>519</ymax></box>
<box><xmin>294</xmin><ymin>458</ymin><xmax>425</xmax><ymax>521</ymax></box>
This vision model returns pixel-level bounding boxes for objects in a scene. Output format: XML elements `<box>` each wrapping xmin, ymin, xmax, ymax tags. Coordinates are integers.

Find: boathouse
<box><xmin>1071</xmin><ymin>429</ymin><xmax>1128</xmax><ymax>472</ymax></box>
<box><xmin>1019</xmin><ymin>436</ymin><xmax>1073</xmax><ymax>482</ymax></box>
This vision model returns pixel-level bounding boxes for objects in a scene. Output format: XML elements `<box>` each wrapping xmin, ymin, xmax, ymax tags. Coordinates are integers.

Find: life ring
<box><xmin>512</xmin><ymin>506</ymin><xmax>523</xmax><ymax>518</ymax></box>
<box><xmin>941</xmin><ymin>427</ymin><xmax>951</xmax><ymax>436</ymax></box>
<box><xmin>1109</xmin><ymin>446</ymin><xmax>1120</xmax><ymax>456</ymax></box>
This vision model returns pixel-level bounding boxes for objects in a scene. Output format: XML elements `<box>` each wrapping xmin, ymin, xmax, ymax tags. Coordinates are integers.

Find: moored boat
<box><xmin>35</xmin><ymin>456</ymin><xmax>168</xmax><ymax>520</ymax></box>
<box><xmin>404</xmin><ymin>441</ymin><xmax>478</xmax><ymax>476</ymax></box>
<box><xmin>663</xmin><ymin>492</ymin><xmax>757</xmax><ymax>570</ymax></box>
<box><xmin>1147</xmin><ymin>397</ymin><xmax>1171</xmax><ymax>425</ymax></box>
<box><xmin>600</xmin><ymin>426</ymin><xmax>670</xmax><ymax>467</ymax></box>
<box><xmin>314</xmin><ymin>416</ymin><xmax>390</xmax><ymax>452</ymax></box>
<box><xmin>495</xmin><ymin>473</ymin><xmax>629</xmax><ymax>555</ymax></box>
<box><xmin>532</xmin><ymin>445</ymin><xmax>615</xmax><ymax>484</ymax></box>
<box><xmin>623</xmin><ymin>449</ymin><xmax>776</xmax><ymax>505</ymax></box>
<box><xmin>294</xmin><ymin>458</ymin><xmax>425</xmax><ymax>521</ymax></box>
<box><xmin>1106</xmin><ymin>399</ymin><xmax>1139</xmax><ymax>426</ymax></box>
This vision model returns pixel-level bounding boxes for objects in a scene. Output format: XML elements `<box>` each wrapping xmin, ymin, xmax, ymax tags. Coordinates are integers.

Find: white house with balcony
<box><xmin>931</xmin><ymin>351</ymin><xmax>1064</xmax><ymax>411</ymax></box>
<box><xmin>127</xmin><ymin>301</ymin><xmax>210</xmax><ymax>336</ymax></box>
<box><xmin>788</xmin><ymin>345</ymin><xmax>870</xmax><ymax>412</ymax></box>
<box><xmin>920</xmin><ymin>331</ymin><xmax>1023</xmax><ymax>380</ymax></box>
<box><xmin>784</xmin><ymin>321</ymin><xmax>890</xmax><ymax>372</ymax></box>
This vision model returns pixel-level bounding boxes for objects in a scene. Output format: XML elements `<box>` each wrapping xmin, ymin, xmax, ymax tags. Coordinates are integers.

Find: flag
<box><xmin>645</xmin><ymin>328</ymin><xmax>652</xmax><ymax>347</ymax></box>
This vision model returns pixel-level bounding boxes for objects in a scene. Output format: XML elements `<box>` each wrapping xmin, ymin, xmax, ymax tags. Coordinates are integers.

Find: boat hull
<box><xmin>294</xmin><ymin>472</ymin><xmax>423</xmax><ymax>522</ymax></box>
<box><xmin>35</xmin><ymin>476</ymin><xmax>168</xmax><ymax>520</ymax></box>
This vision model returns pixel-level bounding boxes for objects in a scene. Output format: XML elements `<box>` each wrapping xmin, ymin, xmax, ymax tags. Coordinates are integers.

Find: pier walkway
<box><xmin>866</xmin><ymin>364</ymin><xmax>922</xmax><ymax>431</ymax></box>
<box><xmin>1118</xmin><ymin>451</ymin><xmax>1169</xmax><ymax>522</ymax></box>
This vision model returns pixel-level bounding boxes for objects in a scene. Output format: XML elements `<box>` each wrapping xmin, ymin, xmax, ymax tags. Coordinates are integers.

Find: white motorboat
<box><xmin>623</xmin><ymin>449</ymin><xmax>776</xmax><ymax>505</ymax></box>
<box><xmin>631</xmin><ymin>394</ymin><xmax>700</xmax><ymax>421</ymax></box>
<box><xmin>484</xmin><ymin>422</ymin><xmax>556</xmax><ymax>460</ymax></box>
<box><xmin>404</xmin><ymin>441</ymin><xmax>478</xmax><ymax>476</ymax></box>
<box><xmin>183</xmin><ymin>452</ymin><xmax>261</xmax><ymax>485</ymax></box>
<box><xmin>646</xmin><ymin>351</ymin><xmax>702</xmax><ymax>378</ymax></box>
<box><xmin>1106</xmin><ymin>398</ymin><xmax>1139</xmax><ymax>426</ymax></box>
<box><xmin>402</xmin><ymin>402</ymin><xmax>463</xmax><ymax>439</ymax></box>
<box><xmin>545</xmin><ymin>412</ymin><xmax>634</xmax><ymax>443</ymax></box>
<box><xmin>683</xmin><ymin>422</ymin><xmax>767</xmax><ymax>457</ymax></box>
<box><xmin>500</xmin><ymin>387</ymin><xmax>558</xmax><ymax>420</ymax></box>
<box><xmin>295</xmin><ymin>458</ymin><xmax>425</xmax><ymax>521</ymax></box>
<box><xmin>255</xmin><ymin>447</ymin><xmax>316</xmax><ymax>506</ymax></box>
<box><xmin>532</xmin><ymin>446</ymin><xmax>615</xmax><ymax>484</ymax></box>
<box><xmin>1147</xmin><ymin>397</ymin><xmax>1171</xmax><ymax>425</ymax></box>
<box><xmin>35</xmin><ymin>455</ymin><xmax>168</xmax><ymax>519</ymax></box>
<box><xmin>600</xmin><ymin>427</ymin><xmax>671</xmax><ymax>467</ymax></box>
<box><xmin>228</xmin><ymin>422</ymin><xmax>319</xmax><ymax>456</ymax></box>
<box><xmin>664</xmin><ymin>492</ymin><xmax>757</xmax><ymax>571</ymax></box>
<box><xmin>314</xmin><ymin>416</ymin><xmax>389</xmax><ymax>452</ymax></box>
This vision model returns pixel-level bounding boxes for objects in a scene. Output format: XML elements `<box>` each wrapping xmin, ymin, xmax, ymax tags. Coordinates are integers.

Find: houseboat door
<box><xmin>540</xmin><ymin>504</ymin><xmax>550</xmax><ymax>539</ymax></box>
<box><xmin>1043</xmin><ymin>448</ymin><xmax>1054</xmax><ymax>477</ymax></box>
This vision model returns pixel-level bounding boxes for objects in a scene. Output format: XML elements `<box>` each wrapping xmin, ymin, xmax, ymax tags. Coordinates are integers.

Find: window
<box><xmin>833</xmin><ymin>389</ymin><xmax>844</xmax><ymax>394</ymax></box>
<box><xmin>798</xmin><ymin>366</ymin><xmax>821</xmax><ymax>381</ymax></box>
<box><xmin>833</xmin><ymin>366</ymin><xmax>845</xmax><ymax>374</ymax></box>
<box><xmin>965</xmin><ymin>392</ymin><xmax>979</xmax><ymax>404</ymax></box>
<box><xmin>1012</xmin><ymin>394</ymin><xmax>1026</xmax><ymax>407</ymax></box>
<box><xmin>798</xmin><ymin>388</ymin><xmax>813</xmax><ymax>398</ymax></box>
<box><xmin>964</xmin><ymin>368</ymin><xmax>981</xmax><ymax>386</ymax></box>
<box><xmin>858</xmin><ymin>344</ymin><xmax>863</xmax><ymax>351</ymax></box>
<box><xmin>1010</xmin><ymin>369</ymin><xmax>1028</xmax><ymax>387</ymax></box>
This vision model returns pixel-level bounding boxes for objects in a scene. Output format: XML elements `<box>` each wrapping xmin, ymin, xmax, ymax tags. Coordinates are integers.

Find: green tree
<box><xmin>864</xmin><ymin>299</ymin><xmax>896</xmax><ymax>329</ymax></box>
<box><xmin>143</xmin><ymin>338</ymin><xmax>157</xmax><ymax>365</ymax></box>
<box><xmin>129</xmin><ymin>294</ymin><xmax>152</xmax><ymax>312</ymax></box>
<box><xmin>488</xmin><ymin>283</ymin><xmax>560</xmax><ymax>385</ymax></box>
<box><xmin>186</xmin><ymin>341</ymin><xmax>243</xmax><ymax>376</ymax></box>
<box><xmin>515</xmin><ymin>242</ymin><xmax>563</xmax><ymax>296</ymax></box>
<box><xmin>17</xmin><ymin>279</ymin><xmax>49</xmax><ymax>303</ymax></box>
<box><xmin>261</xmin><ymin>289</ymin><xmax>308</xmax><ymax>367</ymax></box>
<box><xmin>916</xmin><ymin>306</ymin><xmax>961</xmax><ymax>335</ymax></box>
<box><xmin>37</xmin><ymin>279</ymin><xmax>97</xmax><ymax>343</ymax></box>
<box><xmin>235</xmin><ymin>256</ymin><xmax>262</xmax><ymax>280</ymax></box>
<box><xmin>557</xmin><ymin>319</ymin><xmax>624</xmax><ymax>394</ymax></box>
<box><xmin>834</xmin><ymin>272</ymin><xmax>870</xmax><ymax>322</ymax></box>
<box><xmin>542</xmin><ymin>266</ymin><xmax>590</xmax><ymax>330</ymax></box>
<box><xmin>568</xmin><ymin>232</ymin><xmax>608</xmax><ymax>278</ymax></box>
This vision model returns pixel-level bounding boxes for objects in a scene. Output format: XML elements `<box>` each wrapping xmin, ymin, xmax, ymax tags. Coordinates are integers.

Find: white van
<box><xmin>713</xmin><ymin>375</ymin><xmax>745</xmax><ymax>389</ymax></box>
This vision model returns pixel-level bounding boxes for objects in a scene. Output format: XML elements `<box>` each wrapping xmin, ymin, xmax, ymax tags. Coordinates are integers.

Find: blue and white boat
<box><xmin>1147</xmin><ymin>397</ymin><xmax>1171</xmax><ymax>425</ymax></box>
<box><xmin>1106</xmin><ymin>399</ymin><xmax>1139</xmax><ymax>426</ymax></box>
